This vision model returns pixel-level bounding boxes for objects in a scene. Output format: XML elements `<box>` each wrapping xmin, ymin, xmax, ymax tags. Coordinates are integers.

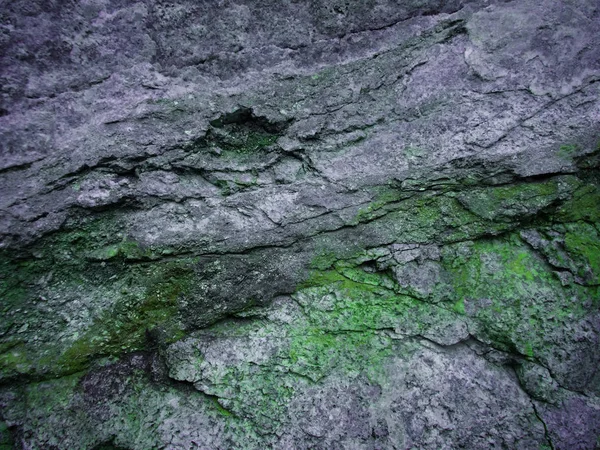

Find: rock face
<box><xmin>1</xmin><ymin>0</ymin><xmax>599</xmax><ymax>448</ymax></box>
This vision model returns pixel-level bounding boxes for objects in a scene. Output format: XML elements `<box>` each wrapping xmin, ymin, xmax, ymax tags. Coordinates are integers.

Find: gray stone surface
<box><xmin>1</xmin><ymin>0</ymin><xmax>599</xmax><ymax>448</ymax></box>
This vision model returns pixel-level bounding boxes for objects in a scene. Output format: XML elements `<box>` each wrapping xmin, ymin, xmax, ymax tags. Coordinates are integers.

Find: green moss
<box><xmin>291</xmin><ymin>260</ymin><xmax>465</xmax><ymax>379</ymax></box>
<box><xmin>457</xmin><ymin>179</ymin><xmax>562</xmax><ymax>221</ymax></box>
<box><xmin>557</xmin><ymin>182</ymin><xmax>600</xmax><ymax>223</ymax></box>
<box><xmin>299</xmin><ymin>279</ymin><xmax>398</xmax><ymax>333</ymax></box>
<box><xmin>352</xmin><ymin>199</ymin><xmax>393</xmax><ymax>225</ymax></box>
<box><xmin>36</xmin><ymin>212</ymin><xmax>179</xmax><ymax>265</ymax></box>
<box><xmin>45</xmin><ymin>214</ymin><xmax>128</xmax><ymax>263</ymax></box>
<box><xmin>299</xmin><ymin>266</ymin><xmax>351</xmax><ymax>290</ymax></box>
<box><xmin>410</xmin><ymin>197</ymin><xmax>443</xmax><ymax>228</ymax></box>
<box><xmin>563</xmin><ymin>222</ymin><xmax>600</xmax><ymax>284</ymax></box>
<box><xmin>558</xmin><ymin>143</ymin><xmax>578</xmax><ymax>159</ymax></box>
<box><xmin>56</xmin><ymin>260</ymin><xmax>195</xmax><ymax>375</ymax></box>
<box><xmin>86</xmin><ymin>240</ymin><xmax>158</xmax><ymax>261</ymax></box>
<box><xmin>0</xmin><ymin>256</ymin><xmax>196</xmax><ymax>380</ymax></box>
<box><xmin>453</xmin><ymin>298</ymin><xmax>465</xmax><ymax>315</ymax></box>
<box><xmin>0</xmin><ymin>345</ymin><xmax>36</xmax><ymax>379</ymax></box>
<box><xmin>350</xmin><ymin>186</ymin><xmax>406</xmax><ymax>225</ymax></box>
<box><xmin>194</xmin><ymin>355</ymin><xmax>300</xmax><ymax>433</ymax></box>
<box><xmin>25</xmin><ymin>372</ymin><xmax>82</xmax><ymax>412</ymax></box>
<box><xmin>3</xmin><ymin>168</ymin><xmax>598</xmax><ymax>427</ymax></box>
<box><xmin>0</xmin><ymin>211</ymin><xmax>199</xmax><ymax>380</ymax></box>
<box><xmin>309</xmin><ymin>250</ymin><xmax>339</xmax><ymax>271</ymax></box>
<box><xmin>441</xmin><ymin>233</ymin><xmax>594</xmax><ymax>356</ymax></box>
<box><xmin>288</xmin><ymin>329</ymin><xmax>392</xmax><ymax>382</ymax></box>
<box><xmin>334</xmin><ymin>264</ymin><xmax>390</xmax><ymax>287</ymax></box>
<box><xmin>0</xmin><ymin>254</ymin><xmax>43</xmax><ymax>313</ymax></box>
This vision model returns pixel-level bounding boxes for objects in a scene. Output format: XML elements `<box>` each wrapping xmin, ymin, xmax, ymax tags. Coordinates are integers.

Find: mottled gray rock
<box><xmin>1</xmin><ymin>0</ymin><xmax>600</xmax><ymax>448</ymax></box>
<box><xmin>536</xmin><ymin>395</ymin><xmax>600</xmax><ymax>450</ymax></box>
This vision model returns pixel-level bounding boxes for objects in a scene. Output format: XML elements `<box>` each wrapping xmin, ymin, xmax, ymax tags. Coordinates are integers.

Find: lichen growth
<box><xmin>0</xmin><ymin>241</ymin><xmax>196</xmax><ymax>379</ymax></box>
<box><xmin>175</xmin><ymin>259</ymin><xmax>467</xmax><ymax>433</ymax></box>
<box><xmin>2</xmin><ymin>170</ymin><xmax>599</xmax><ymax>446</ymax></box>
<box><xmin>563</xmin><ymin>222</ymin><xmax>600</xmax><ymax>284</ymax></box>
<box><xmin>557</xmin><ymin>143</ymin><xmax>578</xmax><ymax>160</ymax></box>
<box><xmin>441</xmin><ymin>232</ymin><xmax>597</xmax><ymax>357</ymax></box>
<box><xmin>556</xmin><ymin>182</ymin><xmax>600</xmax><ymax>223</ymax></box>
<box><xmin>54</xmin><ymin>259</ymin><xmax>195</xmax><ymax>375</ymax></box>
<box><xmin>456</xmin><ymin>177</ymin><xmax>565</xmax><ymax>221</ymax></box>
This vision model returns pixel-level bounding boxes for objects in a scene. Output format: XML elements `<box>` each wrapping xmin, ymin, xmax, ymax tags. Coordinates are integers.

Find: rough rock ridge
<box><xmin>0</xmin><ymin>0</ymin><xmax>599</xmax><ymax>449</ymax></box>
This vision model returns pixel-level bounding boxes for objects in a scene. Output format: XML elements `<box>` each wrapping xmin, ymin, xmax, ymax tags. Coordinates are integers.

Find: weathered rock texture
<box><xmin>1</xmin><ymin>0</ymin><xmax>599</xmax><ymax>448</ymax></box>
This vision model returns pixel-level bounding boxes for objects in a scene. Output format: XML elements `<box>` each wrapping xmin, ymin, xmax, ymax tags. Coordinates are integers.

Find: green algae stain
<box><xmin>217</xmin><ymin>133</ymin><xmax>278</xmax><ymax>158</ymax></box>
<box><xmin>207</xmin><ymin>396</ymin><xmax>235</xmax><ymax>417</ymax></box>
<box><xmin>445</xmin><ymin>235</ymin><xmax>557</xmax><ymax>302</ymax></box>
<box><xmin>0</xmin><ymin>209</ymin><xmax>201</xmax><ymax>381</ymax></box>
<box><xmin>298</xmin><ymin>279</ymin><xmax>414</xmax><ymax>335</ymax></box>
<box><xmin>351</xmin><ymin>186</ymin><xmax>407</xmax><ymax>225</ymax></box>
<box><xmin>557</xmin><ymin>143</ymin><xmax>578</xmax><ymax>160</ymax></box>
<box><xmin>524</xmin><ymin>342</ymin><xmax>535</xmax><ymax>358</ymax></box>
<box><xmin>209</xmin><ymin>128</ymin><xmax>279</xmax><ymax>159</ymax></box>
<box><xmin>564</xmin><ymin>222</ymin><xmax>600</xmax><ymax>284</ymax></box>
<box><xmin>290</xmin><ymin>262</ymin><xmax>463</xmax><ymax>379</ymax></box>
<box><xmin>0</xmin><ymin>256</ymin><xmax>196</xmax><ymax>380</ymax></box>
<box><xmin>457</xmin><ymin>179</ymin><xmax>562</xmax><ymax>221</ymax></box>
<box><xmin>187</xmin><ymin>256</ymin><xmax>473</xmax><ymax>432</ymax></box>
<box><xmin>87</xmin><ymin>240</ymin><xmax>160</xmax><ymax>262</ymax></box>
<box><xmin>288</xmin><ymin>329</ymin><xmax>392</xmax><ymax>382</ymax></box>
<box><xmin>0</xmin><ymin>255</ymin><xmax>42</xmax><ymax>312</ymax></box>
<box><xmin>0</xmin><ymin>420</ymin><xmax>14</xmax><ymax>450</ymax></box>
<box><xmin>556</xmin><ymin>181</ymin><xmax>600</xmax><ymax>223</ymax></box>
<box><xmin>196</xmin><ymin>357</ymin><xmax>301</xmax><ymax>433</ymax></box>
<box><xmin>350</xmin><ymin>177</ymin><xmax>589</xmax><ymax>246</ymax></box>
<box><xmin>43</xmin><ymin>211</ymin><xmax>181</xmax><ymax>264</ymax></box>
<box><xmin>309</xmin><ymin>250</ymin><xmax>339</xmax><ymax>271</ymax></box>
<box><xmin>441</xmin><ymin>232</ymin><xmax>595</xmax><ymax>356</ymax></box>
<box><xmin>57</xmin><ymin>260</ymin><xmax>195</xmax><ymax>375</ymax></box>
<box><xmin>3</xmin><ymin>169</ymin><xmax>599</xmax><ymax>409</ymax></box>
<box><xmin>453</xmin><ymin>298</ymin><xmax>465</xmax><ymax>315</ymax></box>
<box><xmin>291</xmin><ymin>269</ymin><xmax>400</xmax><ymax>380</ymax></box>
<box><xmin>191</xmin><ymin>266</ymin><xmax>407</xmax><ymax>430</ymax></box>
<box><xmin>25</xmin><ymin>372</ymin><xmax>83</xmax><ymax>413</ymax></box>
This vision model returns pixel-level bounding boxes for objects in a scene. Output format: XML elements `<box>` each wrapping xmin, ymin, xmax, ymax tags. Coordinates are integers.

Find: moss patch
<box><xmin>54</xmin><ymin>259</ymin><xmax>195</xmax><ymax>375</ymax></box>
<box><xmin>179</xmin><ymin>260</ymin><xmax>464</xmax><ymax>432</ymax></box>
<box><xmin>557</xmin><ymin>143</ymin><xmax>578</xmax><ymax>160</ymax></box>
<box><xmin>0</xmin><ymin>255</ymin><xmax>196</xmax><ymax>380</ymax></box>
<box><xmin>556</xmin><ymin>182</ymin><xmax>600</xmax><ymax>223</ymax></box>
<box><xmin>441</xmin><ymin>233</ymin><xmax>596</xmax><ymax>356</ymax></box>
<box><xmin>563</xmin><ymin>222</ymin><xmax>600</xmax><ymax>284</ymax></box>
<box><xmin>350</xmin><ymin>177</ymin><xmax>577</xmax><ymax>244</ymax></box>
<box><xmin>456</xmin><ymin>177</ymin><xmax>565</xmax><ymax>221</ymax></box>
